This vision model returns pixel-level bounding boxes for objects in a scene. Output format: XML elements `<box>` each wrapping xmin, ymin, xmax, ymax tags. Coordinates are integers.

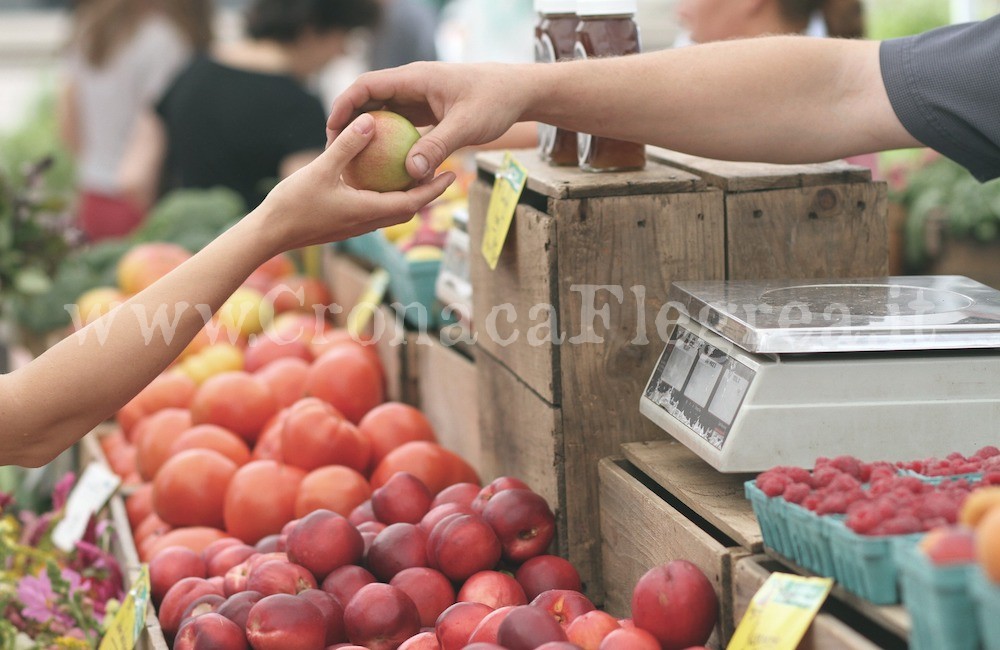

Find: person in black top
<box><xmin>120</xmin><ymin>0</ymin><xmax>380</xmax><ymax>210</ymax></box>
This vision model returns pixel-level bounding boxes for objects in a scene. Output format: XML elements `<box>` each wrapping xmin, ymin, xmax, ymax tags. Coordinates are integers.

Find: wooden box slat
<box><xmin>476</xmin><ymin>149</ymin><xmax>704</xmax><ymax>199</ymax></box>
<box><xmin>417</xmin><ymin>337</ymin><xmax>481</xmax><ymax>472</ymax></box>
<box><xmin>621</xmin><ymin>440</ymin><xmax>762</xmax><ymax>552</ymax></box>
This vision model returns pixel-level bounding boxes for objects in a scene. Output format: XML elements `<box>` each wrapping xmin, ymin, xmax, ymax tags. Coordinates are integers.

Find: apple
<box><xmin>457</xmin><ymin>571</ymin><xmax>527</xmax><ymax>609</ymax></box>
<box><xmin>389</xmin><ymin>567</ymin><xmax>456</xmax><ymax>627</ymax></box>
<box><xmin>598</xmin><ymin>627</ymin><xmax>661</xmax><ymax>650</ymax></box>
<box><xmin>497</xmin><ymin>605</ymin><xmax>568</xmax><ymax>650</ymax></box>
<box><xmin>344</xmin><ymin>583</ymin><xmax>421</xmax><ymax>650</ymax></box>
<box><xmin>286</xmin><ymin>509</ymin><xmax>365</xmax><ymax>581</ymax></box>
<box><xmin>472</xmin><ymin>477</ymin><xmax>531</xmax><ymax>514</ymax></box>
<box><xmin>159</xmin><ymin>577</ymin><xmax>224</xmax><ymax>639</ymax></box>
<box><xmin>342</xmin><ymin>111</ymin><xmax>421</xmax><ymax>192</ymax></box>
<box><xmin>216</xmin><ymin>590</ymin><xmax>264</xmax><ymax>631</ymax></box>
<box><xmin>434</xmin><ymin>601</ymin><xmax>493</xmax><ymax>650</ymax></box>
<box><xmin>246</xmin><ymin>594</ymin><xmax>327</xmax><ymax>650</ymax></box>
<box><xmin>531</xmin><ymin>589</ymin><xmax>596</xmax><ymax>629</ymax></box>
<box><xmin>566</xmin><ymin>610</ymin><xmax>621</xmax><ymax>650</ymax></box>
<box><xmin>174</xmin><ymin>612</ymin><xmax>247</xmax><ymax>650</ymax></box>
<box><xmin>482</xmin><ymin>489</ymin><xmax>556</xmax><ymax>562</ymax></box>
<box><xmin>372</xmin><ymin>472</ymin><xmax>434</xmax><ymax>525</ymax></box>
<box><xmin>467</xmin><ymin>606</ymin><xmax>516</xmax><ymax>644</ymax></box>
<box><xmin>298</xmin><ymin>588</ymin><xmax>347</xmax><ymax>646</ymax></box>
<box><xmin>631</xmin><ymin>561</ymin><xmax>718</xmax><ymax>650</ymax></box>
<box><xmin>515</xmin><ymin>555</ymin><xmax>582</xmax><ymax>601</ymax></box>
<box><xmin>246</xmin><ymin>559</ymin><xmax>317</xmax><ymax>596</ymax></box>
<box><xmin>368</xmin><ymin>523</ymin><xmax>429</xmax><ymax>581</ymax></box>
<box><xmin>420</xmin><ymin>503</ymin><xmax>476</xmax><ymax>536</ymax></box>
<box><xmin>432</xmin><ymin>483</ymin><xmax>482</xmax><ymax>510</ymax></box>
<box><xmin>427</xmin><ymin>514</ymin><xmax>502</xmax><ymax>581</ymax></box>
<box><xmin>150</xmin><ymin>547</ymin><xmax>206</xmax><ymax>604</ymax></box>
<box><xmin>321</xmin><ymin>565</ymin><xmax>377</xmax><ymax>608</ymax></box>
<box><xmin>207</xmin><ymin>544</ymin><xmax>256</xmax><ymax>578</ymax></box>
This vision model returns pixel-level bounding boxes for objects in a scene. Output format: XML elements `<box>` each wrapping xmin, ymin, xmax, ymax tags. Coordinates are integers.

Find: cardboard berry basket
<box><xmin>897</xmin><ymin>541</ymin><xmax>979</xmax><ymax>650</ymax></box>
<box><xmin>972</xmin><ymin>568</ymin><xmax>1000</xmax><ymax>650</ymax></box>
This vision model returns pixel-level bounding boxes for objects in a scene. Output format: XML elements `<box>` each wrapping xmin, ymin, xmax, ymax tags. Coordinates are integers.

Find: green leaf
<box><xmin>14</xmin><ymin>267</ymin><xmax>52</xmax><ymax>295</ymax></box>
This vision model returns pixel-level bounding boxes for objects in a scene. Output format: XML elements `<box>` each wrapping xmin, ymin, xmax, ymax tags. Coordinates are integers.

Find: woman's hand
<box><xmin>326</xmin><ymin>62</ymin><xmax>535</xmax><ymax>181</ymax></box>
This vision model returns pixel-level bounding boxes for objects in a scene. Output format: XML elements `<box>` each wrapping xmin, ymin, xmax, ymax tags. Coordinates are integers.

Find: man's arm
<box><xmin>0</xmin><ymin>114</ymin><xmax>455</xmax><ymax>468</ymax></box>
<box><xmin>328</xmin><ymin>36</ymin><xmax>920</xmax><ymax>179</ymax></box>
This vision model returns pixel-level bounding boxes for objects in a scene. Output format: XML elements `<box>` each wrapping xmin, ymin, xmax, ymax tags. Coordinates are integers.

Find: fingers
<box><xmin>406</xmin><ymin>122</ymin><xmax>469</xmax><ymax>180</ymax></box>
<box><xmin>362</xmin><ymin>171</ymin><xmax>457</xmax><ymax>221</ymax></box>
<box><xmin>318</xmin><ymin>113</ymin><xmax>376</xmax><ymax>172</ymax></box>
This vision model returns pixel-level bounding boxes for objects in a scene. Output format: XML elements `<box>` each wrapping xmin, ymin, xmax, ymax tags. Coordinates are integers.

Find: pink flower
<box><xmin>53</xmin><ymin>472</ymin><xmax>76</xmax><ymax>511</ymax></box>
<box><xmin>18</xmin><ymin>573</ymin><xmax>59</xmax><ymax>623</ymax></box>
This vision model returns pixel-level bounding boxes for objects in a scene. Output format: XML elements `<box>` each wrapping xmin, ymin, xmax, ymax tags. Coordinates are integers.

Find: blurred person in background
<box><xmin>58</xmin><ymin>0</ymin><xmax>212</xmax><ymax>242</ymax></box>
<box><xmin>674</xmin><ymin>0</ymin><xmax>864</xmax><ymax>45</ymax></box>
<box><xmin>369</xmin><ymin>0</ymin><xmax>439</xmax><ymax>71</ymax></box>
<box><xmin>120</xmin><ymin>0</ymin><xmax>380</xmax><ymax>212</ymax></box>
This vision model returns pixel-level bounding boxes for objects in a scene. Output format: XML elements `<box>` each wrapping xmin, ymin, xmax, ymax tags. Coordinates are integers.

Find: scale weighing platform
<box><xmin>640</xmin><ymin>276</ymin><xmax>1000</xmax><ymax>472</ymax></box>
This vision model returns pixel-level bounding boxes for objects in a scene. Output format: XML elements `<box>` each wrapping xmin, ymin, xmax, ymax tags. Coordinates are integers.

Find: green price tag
<box><xmin>99</xmin><ymin>565</ymin><xmax>150</xmax><ymax>650</ymax></box>
<box><xmin>481</xmin><ymin>152</ymin><xmax>528</xmax><ymax>270</ymax></box>
<box><xmin>727</xmin><ymin>573</ymin><xmax>833</xmax><ymax>650</ymax></box>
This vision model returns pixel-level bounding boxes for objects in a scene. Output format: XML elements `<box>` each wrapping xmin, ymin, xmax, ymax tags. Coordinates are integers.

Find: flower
<box><xmin>52</xmin><ymin>473</ymin><xmax>76</xmax><ymax>511</ymax></box>
<box><xmin>17</xmin><ymin>572</ymin><xmax>59</xmax><ymax>623</ymax></box>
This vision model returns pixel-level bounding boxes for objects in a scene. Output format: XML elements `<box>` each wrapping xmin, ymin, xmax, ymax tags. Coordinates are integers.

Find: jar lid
<box><xmin>576</xmin><ymin>0</ymin><xmax>637</xmax><ymax>15</ymax></box>
<box><xmin>534</xmin><ymin>0</ymin><xmax>577</xmax><ymax>13</ymax></box>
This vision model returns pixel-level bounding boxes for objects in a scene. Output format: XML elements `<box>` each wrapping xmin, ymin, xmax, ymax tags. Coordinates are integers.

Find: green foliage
<box><xmin>866</xmin><ymin>0</ymin><xmax>949</xmax><ymax>40</ymax></box>
<box><xmin>0</xmin><ymin>89</ymin><xmax>75</xmax><ymax>200</ymax></box>
<box><xmin>134</xmin><ymin>186</ymin><xmax>245</xmax><ymax>251</ymax></box>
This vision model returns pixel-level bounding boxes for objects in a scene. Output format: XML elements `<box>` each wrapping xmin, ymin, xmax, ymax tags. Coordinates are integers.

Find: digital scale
<box><xmin>640</xmin><ymin>276</ymin><xmax>1000</xmax><ymax>472</ymax></box>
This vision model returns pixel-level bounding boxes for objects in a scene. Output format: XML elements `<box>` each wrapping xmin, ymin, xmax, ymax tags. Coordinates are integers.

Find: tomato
<box><xmin>254</xmin><ymin>357</ymin><xmax>310</xmax><ymax>409</ymax></box>
<box><xmin>305</xmin><ymin>346</ymin><xmax>384</xmax><ymax>423</ymax></box>
<box><xmin>126</xmin><ymin>483</ymin><xmax>154</xmax><ymax>529</ymax></box>
<box><xmin>370</xmin><ymin>442</ymin><xmax>480</xmax><ymax>495</ymax></box>
<box><xmin>359</xmin><ymin>402</ymin><xmax>438</xmax><ymax>470</ymax></box>
<box><xmin>135</xmin><ymin>408</ymin><xmax>193</xmax><ymax>481</ymax></box>
<box><xmin>190</xmin><ymin>371</ymin><xmax>278</xmax><ymax>445</ymax></box>
<box><xmin>154</xmin><ymin>449</ymin><xmax>238</xmax><ymax>528</ymax></box>
<box><xmin>144</xmin><ymin>527</ymin><xmax>229</xmax><ymax>562</ymax></box>
<box><xmin>295</xmin><ymin>465</ymin><xmax>372</xmax><ymax>519</ymax></box>
<box><xmin>223</xmin><ymin>460</ymin><xmax>305</xmax><ymax>544</ymax></box>
<box><xmin>169</xmin><ymin>424</ymin><xmax>251</xmax><ymax>467</ymax></box>
<box><xmin>281</xmin><ymin>398</ymin><xmax>370</xmax><ymax>473</ymax></box>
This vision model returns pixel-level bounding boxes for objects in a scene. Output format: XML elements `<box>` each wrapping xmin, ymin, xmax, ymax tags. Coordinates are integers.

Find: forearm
<box><xmin>524</xmin><ymin>37</ymin><xmax>918</xmax><ymax>163</ymax></box>
<box><xmin>0</xmin><ymin>207</ymin><xmax>277</xmax><ymax>466</ymax></box>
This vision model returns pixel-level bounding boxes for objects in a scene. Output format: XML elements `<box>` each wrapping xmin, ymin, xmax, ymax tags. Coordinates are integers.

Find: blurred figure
<box><xmin>675</xmin><ymin>0</ymin><xmax>864</xmax><ymax>44</ymax></box>
<box><xmin>369</xmin><ymin>0</ymin><xmax>438</xmax><ymax>70</ymax></box>
<box><xmin>59</xmin><ymin>0</ymin><xmax>212</xmax><ymax>241</ymax></box>
<box><xmin>121</xmin><ymin>0</ymin><xmax>380</xmax><ymax>212</ymax></box>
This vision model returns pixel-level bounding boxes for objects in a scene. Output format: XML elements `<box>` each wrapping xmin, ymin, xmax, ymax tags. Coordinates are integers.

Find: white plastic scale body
<box><xmin>639</xmin><ymin>276</ymin><xmax>1000</xmax><ymax>472</ymax></box>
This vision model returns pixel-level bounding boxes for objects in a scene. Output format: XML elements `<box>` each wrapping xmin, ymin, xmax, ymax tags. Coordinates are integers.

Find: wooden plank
<box><xmin>417</xmin><ymin>337</ymin><xmax>481</xmax><ymax>472</ymax></box>
<box><xmin>622</xmin><ymin>440</ymin><xmax>763</xmax><ymax>552</ymax></box>
<box><xmin>322</xmin><ymin>249</ymin><xmax>374</xmax><ymax>329</ymax></box>
<box><xmin>475</xmin><ymin>349</ymin><xmax>562</xmax><ymax>552</ymax></box>
<box><xmin>475</xmin><ymin>149</ymin><xmax>703</xmax><ymax>199</ymax></box>
<box><xmin>554</xmin><ymin>189</ymin><xmax>726</xmax><ymax>608</ymax></box>
<box><xmin>647</xmin><ymin>147</ymin><xmax>872</xmax><ymax>192</ymax></box>
<box><xmin>468</xmin><ymin>179</ymin><xmax>561</xmax><ymax>403</ymax></box>
<box><xmin>599</xmin><ymin>457</ymin><xmax>747</xmax><ymax>645</ymax></box>
<box><xmin>732</xmin><ymin>556</ymin><xmax>885</xmax><ymax>650</ymax></box>
<box><xmin>726</xmin><ymin>182</ymin><xmax>889</xmax><ymax>280</ymax></box>
<box><xmin>371</xmin><ymin>305</ymin><xmax>415</xmax><ymax>405</ymax></box>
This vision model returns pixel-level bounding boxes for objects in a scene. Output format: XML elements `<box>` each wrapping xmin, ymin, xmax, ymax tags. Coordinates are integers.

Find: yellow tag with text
<box><xmin>99</xmin><ymin>565</ymin><xmax>150</xmax><ymax>650</ymax></box>
<box><xmin>727</xmin><ymin>573</ymin><xmax>833</xmax><ymax>650</ymax></box>
<box><xmin>347</xmin><ymin>268</ymin><xmax>390</xmax><ymax>338</ymax></box>
<box><xmin>481</xmin><ymin>152</ymin><xmax>528</xmax><ymax>270</ymax></box>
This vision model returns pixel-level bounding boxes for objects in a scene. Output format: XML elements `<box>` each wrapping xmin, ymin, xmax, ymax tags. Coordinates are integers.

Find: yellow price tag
<box><xmin>99</xmin><ymin>565</ymin><xmax>150</xmax><ymax>650</ymax></box>
<box><xmin>727</xmin><ymin>573</ymin><xmax>833</xmax><ymax>650</ymax></box>
<box><xmin>481</xmin><ymin>152</ymin><xmax>528</xmax><ymax>270</ymax></box>
<box><xmin>347</xmin><ymin>268</ymin><xmax>390</xmax><ymax>338</ymax></box>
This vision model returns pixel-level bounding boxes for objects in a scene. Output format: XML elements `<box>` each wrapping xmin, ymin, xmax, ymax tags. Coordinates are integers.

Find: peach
<box><xmin>398</xmin><ymin>631</ymin><xmax>442</xmax><ymax>649</ymax></box>
<box><xmin>427</xmin><ymin>514</ymin><xmax>502</xmax><ymax>582</ymax></box>
<box><xmin>566</xmin><ymin>610</ymin><xmax>621</xmax><ymax>650</ymax></box>
<box><xmin>357</xmin><ymin>521</ymin><xmax>386</xmax><ymax>535</ymax></box>
<box><xmin>531</xmin><ymin>590</ymin><xmax>596</xmax><ymax>629</ymax></box>
<box><xmin>207</xmin><ymin>543</ymin><xmax>257</xmax><ymax>578</ymax></box>
<box><xmin>299</xmin><ymin>588</ymin><xmax>347</xmax><ymax>646</ymax></box>
<box><xmin>390</xmin><ymin>567</ymin><xmax>456</xmax><ymax>628</ymax></box>
<box><xmin>631</xmin><ymin>561</ymin><xmax>718</xmax><ymax>650</ymax></box>
<box><xmin>372</xmin><ymin>472</ymin><xmax>433</xmax><ymax>525</ymax></box>
<box><xmin>255</xmin><ymin>534</ymin><xmax>282</xmax><ymax>554</ymax></box>
<box><xmin>201</xmin><ymin>537</ymin><xmax>243</xmax><ymax>566</ymax></box>
<box><xmin>598</xmin><ymin>627</ymin><xmax>661</xmax><ymax>650</ymax></box>
<box><xmin>420</xmin><ymin>503</ymin><xmax>475</xmax><ymax>536</ymax></box>
<box><xmin>458</xmin><ymin>571</ymin><xmax>527</xmax><ymax>609</ymax></box>
<box><xmin>246</xmin><ymin>594</ymin><xmax>327</xmax><ymax>650</ymax></box>
<box><xmin>472</xmin><ymin>477</ymin><xmax>530</xmax><ymax>514</ymax></box>
<box><xmin>368</xmin><ymin>523</ymin><xmax>429</xmax><ymax>581</ymax></box>
<box><xmin>434</xmin><ymin>601</ymin><xmax>493</xmax><ymax>650</ymax></box>
<box><xmin>321</xmin><ymin>565</ymin><xmax>377</xmax><ymax>608</ymax></box>
<box><xmin>343</xmin><ymin>583</ymin><xmax>421</xmax><ymax>650</ymax></box>
<box><xmin>349</xmin><ymin>500</ymin><xmax>377</xmax><ymax>526</ymax></box>
<box><xmin>159</xmin><ymin>577</ymin><xmax>224</xmax><ymax>639</ymax></box>
<box><xmin>246</xmin><ymin>559</ymin><xmax>317</xmax><ymax>596</ymax></box>
<box><xmin>467</xmin><ymin>606</ymin><xmax>516</xmax><ymax>645</ymax></box>
<box><xmin>117</xmin><ymin>242</ymin><xmax>190</xmax><ymax>295</ymax></box>
<box><xmin>149</xmin><ymin>546</ymin><xmax>206</xmax><ymax>605</ymax></box>
<box><xmin>342</xmin><ymin>111</ymin><xmax>420</xmax><ymax>192</ymax></box>
<box><xmin>482</xmin><ymin>489</ymin><xmax>555</xmax><ymax>563</ymax></box>
<box><xmin>216</xmin><ymin>590</ymin><xmax>264</xmax><ymax>632</ymax></box>
<box><xmin>174</xmin><ymin>612</ymin><xmax>247</xmax><ymax>650</ymax></box>
<box><xmin>223</xmin><ymin>558</ymin><xmax>255</xmax><ymax>596</ymax></box>
<box><xmin>179</xmin><ymin>593</ymin><xmax>225</xmax><ymax>626</ymax></box>
<box><xmin>286</xmin><ymin>509</ymin><xmax>365</xmax><ymax>581</ymax></box>
<box><xmin>919</xmin><ymin>526</ymin><xmax>977</xmax><ymax>565</ymax></box>
<box><xmin>516</xmin><ymin>555</ymin><xmax>582</xmax><ymax>601</ymax></box>
<box><xmin>431</xmin><ymin>483</ymin><xmax>481</xmax><ymax>510</ymax></box>
<box><xmin>497</xmin><ymin>605</ymin><xmax>568</xmax><ymax>649</ymax></box>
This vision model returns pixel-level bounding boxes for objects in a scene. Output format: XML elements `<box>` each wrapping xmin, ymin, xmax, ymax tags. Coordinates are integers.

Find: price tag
<box><xmin>99</xmin><ymin>565</ymin><xmax>151</xmax><ymax>650</ymax></box>
<box><xmin>727</xmin><ymin>573</ymin><xmax>833</xmax><ymax>650</ymax></box>
<box><xmin>480</xmin><ymin>152</ymin><xmax>528</xmax><ymax>270</ymax></box>
<box><xmin>347</xmin><ymin>268</ymin><xmax>390</xmax><ymax>338</ymax></box>
<box><xmin>52</xmin><ymin>462</ymin><xmax>121</xmax><ymax>552</ymax></box>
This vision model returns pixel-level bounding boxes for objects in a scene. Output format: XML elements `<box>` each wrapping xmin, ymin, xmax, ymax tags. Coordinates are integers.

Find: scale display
<box><xmin>645</xmin><ymin>325</ymin><xmax>756</xmax><ymax>450</ymax></box>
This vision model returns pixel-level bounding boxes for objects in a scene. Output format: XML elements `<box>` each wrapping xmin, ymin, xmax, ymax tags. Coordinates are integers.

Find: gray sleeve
<box><xmin>879</xmin><ymin>15</ymin><xmax>1000</xmax><ymax>182</ymax></box>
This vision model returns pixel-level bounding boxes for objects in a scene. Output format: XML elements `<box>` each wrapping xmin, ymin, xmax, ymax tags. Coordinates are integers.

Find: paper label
<box><xmin>727</xmin><ymin>573</ymin><xmax>833</xmax><ymax>650</ymax></box>
<box><xmin>481</xmin><ymin>153</ymin><xmax>528</xmax><ymax>271</ymax></box>
<box><xmin>52</xmin><ymin>462</ymin><xmax>121</xmax><ymax>552</ymax></box>
<box><xmin>347</xmin><ymin>268</ymin><xmax>390</xmax><ymax>338</ymax></box>
<box><xmin>99</xmin><ymin>566</ymin><xmax>150</xmax><ymax>650</ymax></box>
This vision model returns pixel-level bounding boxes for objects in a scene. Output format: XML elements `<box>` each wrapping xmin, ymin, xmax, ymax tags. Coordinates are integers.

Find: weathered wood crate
<box><xmin>469</xmin><ymin>148</ymin><xmax>887</xmax><ymax>602</ymax></box>
<box><xmin>416</xmin><ymin>332</ymin><xmax>481</xmax><ymax>473</ymax></box>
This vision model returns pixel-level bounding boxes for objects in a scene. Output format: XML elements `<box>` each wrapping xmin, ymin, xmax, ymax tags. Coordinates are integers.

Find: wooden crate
<box><xmin>417</xmin><ymin>334</ymin><xmax>481</xmax><ymax>472</ymax></box>
<box><xmin>469</xmin><ymin>148</ymin><xmax>886</xmax><ymax>604</ymax></box>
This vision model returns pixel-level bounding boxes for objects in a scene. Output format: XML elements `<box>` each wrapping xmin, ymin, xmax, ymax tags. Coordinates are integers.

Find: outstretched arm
<box><xmin>328</xmin><ymin>36</ymin><xmax>919</xmax><ymax>179</ymax></box>
<box><xmin>0</xmin><ymin>114</ymin><xmax>455</xmax><ymax>468</ymax></box>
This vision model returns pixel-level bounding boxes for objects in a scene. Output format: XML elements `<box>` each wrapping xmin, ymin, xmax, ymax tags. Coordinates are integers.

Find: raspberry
<box><xmin>982</xmin><ymin>472</ymin><xmax>1000</xmax><ymax>486</ymax></box>
<box><xmin>830</xmin><ymin>455</ymin><xmax>864</xmax><ymax>479</ymax></box>
<box><xmin>757</xmin><ymin>474</ymin><xmax>792</xmax><ymax>497</ymax></box>
<box><xmin>782</xmin><ymin>482</ymin><xmax>811</xmax><ymax>504</ymax></box>
<box><xmin>877</xmin><ymin>514</ymin><xmax>922</xmax><ymax>536</ymax></box>
<box><xmin>828</xmin><ymin>474</ymin><xmax>862</xmax><ymax>494</ymax></box>
<box><xmin>846</xmin><ymin>506</ymin><xmax>880</xmax><ymax>534</ymax></box>
<box><xmin>802</xmin><ymin>494</ymin><xmax>822</xmax><ymax>512</ymax></box>
<box><xmin>976</xmin><ymin>446</ymin><xmax>1000</xmax><ymax>459</ymax></box>
<box><xmin>812</xmin><ymin>467</ymin><xmax>841</xmax><ymax>488</ymax></box>
<box><xmin>915</xmin><ymin>493</ymin><xmax>959</xmax><ymax>522</ymax></box>
<box><xmin>815</xmin><ymin>493</ymin><xmax>849</xmax><ymax>515</ymax></box>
